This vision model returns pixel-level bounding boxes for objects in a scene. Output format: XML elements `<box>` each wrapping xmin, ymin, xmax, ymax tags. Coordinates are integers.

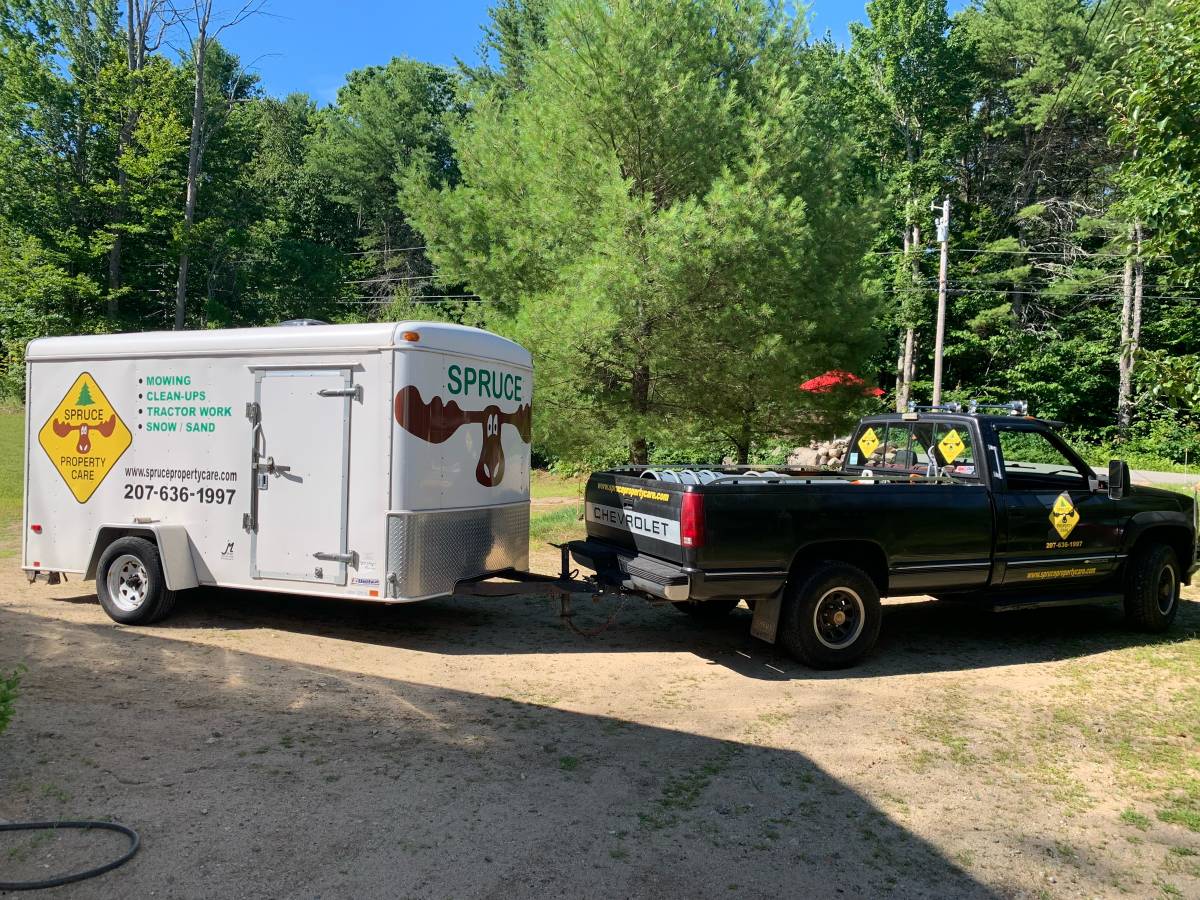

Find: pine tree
<box><xmin>76</xmin><ymin>383</ymin><xmax>95</xmax><ymax>406</ymax></box>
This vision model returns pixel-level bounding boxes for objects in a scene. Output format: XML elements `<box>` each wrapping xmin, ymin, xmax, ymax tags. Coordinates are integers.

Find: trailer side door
<box><xmin>248</xmin><ymin>367</ymin><xmax>354</xmax><ymax>585</ymax></box>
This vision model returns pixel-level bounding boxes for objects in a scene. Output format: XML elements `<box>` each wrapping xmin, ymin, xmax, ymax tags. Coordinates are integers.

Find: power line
<box><xmin>878</xmin><ymin>286</ymin><xmax>1200</xmax><ymax>302</ymax></box>
<box><xmin>336</xmin><ymin>294</ymin><xmax>485</xmax><ymax>304</ymax></box>
<box><xmin>867</xmin><ymin>247</ymin><xmax>1125</xmax><ymax>259</ymax></box>
<box><xmin>340</xmin><ymin>245</ymin><xmax>428</xmax><ymax>256</ymax></box>
<box><xmin>340</xmin><ymin>273</ymin><xmax>436</xmax><ymax>285</ymax></box>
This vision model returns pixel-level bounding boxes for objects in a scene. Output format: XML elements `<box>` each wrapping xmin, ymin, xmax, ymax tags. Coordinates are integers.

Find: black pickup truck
<box><xmin>567</xmin><ymin>406</ymin><xmax>1199</xmax><ymax>668</ymax></box>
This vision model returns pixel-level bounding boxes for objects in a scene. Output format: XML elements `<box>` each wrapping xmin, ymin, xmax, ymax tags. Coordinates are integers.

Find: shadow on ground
<box><xmin>47</xmin><ymin>582</ymin><xmax>1200</xmax><ymax>682</ymax></box>
<box><xmin>0</xmin><ymin>606</ymin><xmax>993</xmax><ymax>898</ymax></box>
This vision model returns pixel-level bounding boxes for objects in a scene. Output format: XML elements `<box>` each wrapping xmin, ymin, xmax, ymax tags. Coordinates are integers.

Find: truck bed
<box><xmin>572</xmin><ymin>466</ymin><xmax>994</xmax><ymax>602</ymax></box>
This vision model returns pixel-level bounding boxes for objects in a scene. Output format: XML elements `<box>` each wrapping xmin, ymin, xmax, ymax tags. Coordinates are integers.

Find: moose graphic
<box><xmin>52</xmin><ymin>414</ymin><xmax>118</xmax><ymax>454</ymax></box>
<box><xmin>394</xmin><ymin>385</ymin><xmax>531</xmax><ymax>487</ymax></box>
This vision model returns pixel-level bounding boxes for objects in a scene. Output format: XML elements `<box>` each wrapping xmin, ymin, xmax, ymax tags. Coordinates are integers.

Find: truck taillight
<box><xmin>680</xmin><ymin>492</ymin><xmax>705</xmax><ymax>548</ymax></box>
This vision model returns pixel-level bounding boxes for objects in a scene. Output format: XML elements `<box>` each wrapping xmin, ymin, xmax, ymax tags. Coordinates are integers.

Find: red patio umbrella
<box><xmin>799</xmin><ymin>370</ymin><xmax>885</xmax><ymax>397</ymax></box>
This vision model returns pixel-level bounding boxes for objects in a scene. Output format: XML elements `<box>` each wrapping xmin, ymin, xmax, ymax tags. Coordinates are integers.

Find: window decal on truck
<box><xmin>38</xmin><ymin>372</ymin><xmax>132</xmax><ymax>503</ymax></box>
<box><xmin>394</xmin><ymin>384</ymin><xmax>532</xmax><ymax>487</ymax></box>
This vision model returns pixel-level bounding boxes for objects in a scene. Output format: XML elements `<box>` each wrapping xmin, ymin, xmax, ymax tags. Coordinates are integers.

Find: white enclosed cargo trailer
<box><xmin>22</xmin><ymin>322</ymin><xmax>533</xmax><ymax>623</ymax></box>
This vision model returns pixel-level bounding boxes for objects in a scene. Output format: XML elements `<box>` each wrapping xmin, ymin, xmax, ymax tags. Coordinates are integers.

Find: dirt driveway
<box><xmin>2</xmin><ymin>552</ymin><xmax>1198</xmax><ymax>898</ymax></box>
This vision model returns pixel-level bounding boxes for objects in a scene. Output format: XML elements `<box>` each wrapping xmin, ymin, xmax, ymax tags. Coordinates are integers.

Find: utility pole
<box><xmin>931</xmin><ymin>196</ymin><xmax>950</xmax><ymax>406</ymax></box>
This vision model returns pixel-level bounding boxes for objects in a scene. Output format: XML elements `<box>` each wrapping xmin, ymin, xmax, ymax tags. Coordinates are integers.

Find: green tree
<box><xmin>1107</xmin><ymin>0</ymin><xmax>1200</xmax><ymax>285</ymax></box>
<box><xmin>849</xmin><ymin>0</ymin><xmax>973</xmax><ymax>408</ymax></box>
<box><xmin>408</xmin><ymin>0</ymin><xmax>877</xmax><ymax>465</ymax></box>
<box><xmin>307</xmin><ymin>58</ymin><xmax>460</xmax><ymax>316</ymax></box>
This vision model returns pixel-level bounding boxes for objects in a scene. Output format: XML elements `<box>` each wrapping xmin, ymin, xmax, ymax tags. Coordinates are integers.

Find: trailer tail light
<box><xmin>30</xmin><ymin>524</ymin><xmax>42</xmax><ymax>534</ymax></box>
<box><xmin>680</xmin><ymin>492</ymin><xmax>705</xmax><ymax>549</ymax></box>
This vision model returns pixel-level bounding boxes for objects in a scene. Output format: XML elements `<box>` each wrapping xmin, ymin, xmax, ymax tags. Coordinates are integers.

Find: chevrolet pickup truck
<box><xmin>567</xmin><ymin>406</ymin><xmax>1199</xmax><ymax>668</ymax></box>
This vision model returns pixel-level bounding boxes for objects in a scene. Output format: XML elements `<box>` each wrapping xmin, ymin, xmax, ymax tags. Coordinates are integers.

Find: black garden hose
<box><xmin>0</xmin><ymin>820</ymin><xmax>139</xmax><ymax>891</ymax></box>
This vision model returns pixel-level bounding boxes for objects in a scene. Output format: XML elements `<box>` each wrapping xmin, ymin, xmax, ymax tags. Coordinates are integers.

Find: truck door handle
<box><xmin>314</xmin><ymin>550</ymin><xmax>358</xmax><ymax>567</ymax></box>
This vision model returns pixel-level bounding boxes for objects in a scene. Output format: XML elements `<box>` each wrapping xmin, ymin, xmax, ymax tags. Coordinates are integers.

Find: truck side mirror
<box><xmin>1108</xmin><ymin>459</ymin><xmax>1131</xmax><ymax>500</ymax></box>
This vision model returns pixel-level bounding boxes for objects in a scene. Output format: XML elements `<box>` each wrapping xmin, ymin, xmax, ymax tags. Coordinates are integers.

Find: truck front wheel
<box><xmin>1123</xmin><ymin>543</ymin><xmax>1180</xmax><ymax>633</ymax></box>
<box><xmin>96</xmin><ymin>536</ymin><xmax>176</xmax><ymax>625</ymax></box>
<box><xmin>779</xmin><ymin>562</ymin><xmax>882</xmax><ymax>669</ymax></box>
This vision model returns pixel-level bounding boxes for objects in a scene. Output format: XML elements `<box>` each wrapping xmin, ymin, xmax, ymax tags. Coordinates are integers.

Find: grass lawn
<box><xmin>0</xmin><ymin>409</ymin><xmax>24</xmax><ymax>520</ymax></box>
<box><xmin>0</xmin><ymin>409</ymin><xmax>24</xmax><ymax>559</ymax></box>
<box><xmin>531</xmin><ymin>469</ymin><xmax>585</xmax><ymax>500</ymax></box>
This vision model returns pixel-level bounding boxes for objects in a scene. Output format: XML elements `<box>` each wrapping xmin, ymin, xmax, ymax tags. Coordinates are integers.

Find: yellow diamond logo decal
<box><xmin>1049</xmin><ymin>491</ymin><xmax>1080</xmax><ymax>539</ymax></box>
<box><xmin>857</xmin><ymin>427</ymin><xmax>880</xmax><ymax>459</ymax></box>
<box><xmin>938</xmin><ymin>428</ymin><xmax>965</xmax><ymax>464</ymax></box>
<box><xmin>38</xmin><ymin>372</ymin><xmax>132</xmax><ymax>503</ymax></box>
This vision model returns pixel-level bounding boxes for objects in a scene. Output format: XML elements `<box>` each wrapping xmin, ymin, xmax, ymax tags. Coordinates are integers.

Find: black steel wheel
<box><xmin>779</xmin><ymin>561</ymin><xmax>882</xmax><ymax>669</ymax></box>
<box><xmin>1124</xmin><ymin>543</ymin><xmax>1180</xmax><ymax>633</ymax></box>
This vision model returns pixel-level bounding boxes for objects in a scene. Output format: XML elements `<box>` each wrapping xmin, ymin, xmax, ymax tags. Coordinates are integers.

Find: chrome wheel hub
<box><xmin>107</xmin><ymin>554</ymin><xmax>149</xmax><ymax>612</ymax></box>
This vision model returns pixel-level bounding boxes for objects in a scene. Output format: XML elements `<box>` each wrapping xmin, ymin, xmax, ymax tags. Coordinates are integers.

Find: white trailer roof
<box><xmin>26</xmin><ymin>321</ymin><xmax>531</xmax><ymax>367</ymax></box>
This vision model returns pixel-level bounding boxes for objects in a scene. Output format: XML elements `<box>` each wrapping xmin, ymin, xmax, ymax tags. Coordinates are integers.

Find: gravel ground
<box><xmin>1</xmin><ymin>553</ymin><xmax>1197</xmax><ymax>898</ymax></box>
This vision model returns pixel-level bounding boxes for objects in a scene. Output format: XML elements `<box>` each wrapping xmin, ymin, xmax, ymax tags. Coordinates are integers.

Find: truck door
<box><xmin>989</xmin><ymin>424</ymin><xmax>1122</xmax><ymax>587</ymax></box>
<box><xmin>246</xmin><ymin>367</ymin><xmax>354</xmax><ymax>585</ymax></box>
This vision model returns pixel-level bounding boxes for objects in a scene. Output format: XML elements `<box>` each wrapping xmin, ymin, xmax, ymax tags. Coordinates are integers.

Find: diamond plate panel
<box><xmin>386</xmin><ymin>503</ymin><xmax>530</xmax><ymax>599</ymax></box>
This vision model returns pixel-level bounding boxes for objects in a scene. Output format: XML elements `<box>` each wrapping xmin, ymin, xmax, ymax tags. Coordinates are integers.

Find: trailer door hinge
<box><xmin>245</xmin><ymin>401</ymin><xmax>260</xmax><ymax>422</ymax></box>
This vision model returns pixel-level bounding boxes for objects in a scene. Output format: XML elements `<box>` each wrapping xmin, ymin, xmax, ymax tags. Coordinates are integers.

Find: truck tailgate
<box><xmin>583</xmin><ymin>473</ymin><xmax>685</xmax><ymax>564</ymax></box>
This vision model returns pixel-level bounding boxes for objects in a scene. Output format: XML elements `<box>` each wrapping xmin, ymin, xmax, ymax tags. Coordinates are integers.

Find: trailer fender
<box><xmin>85</xmin><ymin>524</ymin><xmax>199</xmax><ymax>591</ymax></box>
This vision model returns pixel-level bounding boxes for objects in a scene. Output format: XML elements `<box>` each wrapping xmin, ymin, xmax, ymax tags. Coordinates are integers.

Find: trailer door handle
<box><xmin>254</xmin><ymin>456</ymin><xmax>291</xmax><ymax>475</ymax></box>
<box><xmin>314</xmin><ymin>550</ymin><xmax>358</xmax><ymax>567</ymax></box>
<box><xmin>317</xmin><ymin>385</ymin><xmax>362</xmax><ymax>401</ymax></box>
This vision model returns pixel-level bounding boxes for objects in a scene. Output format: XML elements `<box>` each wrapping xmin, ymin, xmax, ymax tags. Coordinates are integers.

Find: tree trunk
<box><xmin>895</xmin><ymin>226</ymin><xmax>911</xmax><ymax>411</ymax></box>
<box><xmin>1117</xmin><ymin>225</ymin><xmax>1135</xmax><ymax>433</ymax></box>
<box><xmin>630</xmin><ymin>360</ymin><xmax>650</xmax><ymax>465</ymax></box>
<box><xmin>896</xmin><ymin>224</ymin><xmax>920</xmax><ymax>410</ymax></box>
<box><xmin>109</xmin><ymin>0</ymin><xmax>157</xmax><ymax>316</ymax></box>
<box><xmin>174</xmin><ymin>10</ymin><xmax>208</xmax><ymax>331</ymax></box>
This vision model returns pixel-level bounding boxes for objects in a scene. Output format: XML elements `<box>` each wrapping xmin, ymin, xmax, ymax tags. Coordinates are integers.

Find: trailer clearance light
<box><xmin>30</xmin><ymin>524</ymin><xmax>42</xmax><ymax>534</ymax></box>
<box><xmin>680</xmin><ymin>492</ymin><xmax>705</xmax><ymax>549</ymax></box>
<box><xmin>401</xmin><ymin>330</ymin><xmax>421</xmax><ymax>342</ymax></box>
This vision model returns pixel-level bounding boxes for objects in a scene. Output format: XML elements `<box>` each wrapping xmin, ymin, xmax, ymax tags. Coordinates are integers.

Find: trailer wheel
<box><xmin>672</xmin><ymin>597</ymin><xmax>740</xmax><ymax>621</ymax></box>
<box><xmin>779</xmin><ymin>561</ymin><xmax>882</xmax><ymax>669</ymax></box>
<box><xmin>1123</xmin><ymin>543</ymin><xmax>1180</xmax><ymax>633</ymax></box>
<box><xmin>96</xmin><ymin>537</ymin><xmax>176</xmax><ymax>625</ymax></box>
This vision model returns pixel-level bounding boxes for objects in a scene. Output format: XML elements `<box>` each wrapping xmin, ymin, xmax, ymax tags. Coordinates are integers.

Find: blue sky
<box><xmin>222</xmin><ymin>1</ymin><xmax>962</xmax><ymax>105</ymax></box>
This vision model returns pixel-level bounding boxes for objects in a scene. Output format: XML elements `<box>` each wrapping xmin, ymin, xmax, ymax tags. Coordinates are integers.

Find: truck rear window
<box><xmin>847</xmin><ymin>422</ymin><xmax>977</xmax><ymax>479</ymax></box>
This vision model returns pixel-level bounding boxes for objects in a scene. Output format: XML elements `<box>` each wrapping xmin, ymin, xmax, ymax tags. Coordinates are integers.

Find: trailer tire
<box><xmin>672</xmin><ymin>597</ymin><xmax>740</xmax><ymax>621</ymax></box>
<box><xmin>96</xmin><ymin>537</ymin><xmax>176</xmax><ymax>625</ymax></box>
<box><xmin>779</xmin><ymin>561</ymin><xmax>881</xmax><ymax>669</ymax></box>
<box><xmin>1123</xmin><ymin>543</ymin><xmax>1180</xmax><ymax>633</ymax></box>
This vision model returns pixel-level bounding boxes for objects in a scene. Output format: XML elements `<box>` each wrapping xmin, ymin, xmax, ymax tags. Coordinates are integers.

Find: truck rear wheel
<box><xmin>672</xmin><ymin>597</ymin><xmax>740</xmax><ymax>621</ymax></box>
<box><xmin>96</xmin><ymin>537</ymin><xmax>176</xmax><ymax>625</ymax></box>
<box><xmin>779</xmin><ymin>562</ymin><xmax>882</xmax><ymax>669</ymax></box>
<box><xmin>1123</xmin><ymin>543</ymin><xmax>1180</xmax><ymax>633</ymax></box>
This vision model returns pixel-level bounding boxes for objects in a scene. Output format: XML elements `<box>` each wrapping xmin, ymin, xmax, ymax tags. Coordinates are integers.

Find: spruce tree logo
<box><xmin>76</xmin><ymin>382</ymin><xmax>95</xmax><ymax>406</ymax></box>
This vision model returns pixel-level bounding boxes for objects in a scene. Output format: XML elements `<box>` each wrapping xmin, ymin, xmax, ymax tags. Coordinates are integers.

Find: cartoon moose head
<box><xmin>52</xmin><ymin>415</ymin><xmax>118</xmax><ymax>454</ymax></box>
<box><xmin>394</xmin><ymin>385</ymin><xmax>532</xmax><ymax>487</ymax></box>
